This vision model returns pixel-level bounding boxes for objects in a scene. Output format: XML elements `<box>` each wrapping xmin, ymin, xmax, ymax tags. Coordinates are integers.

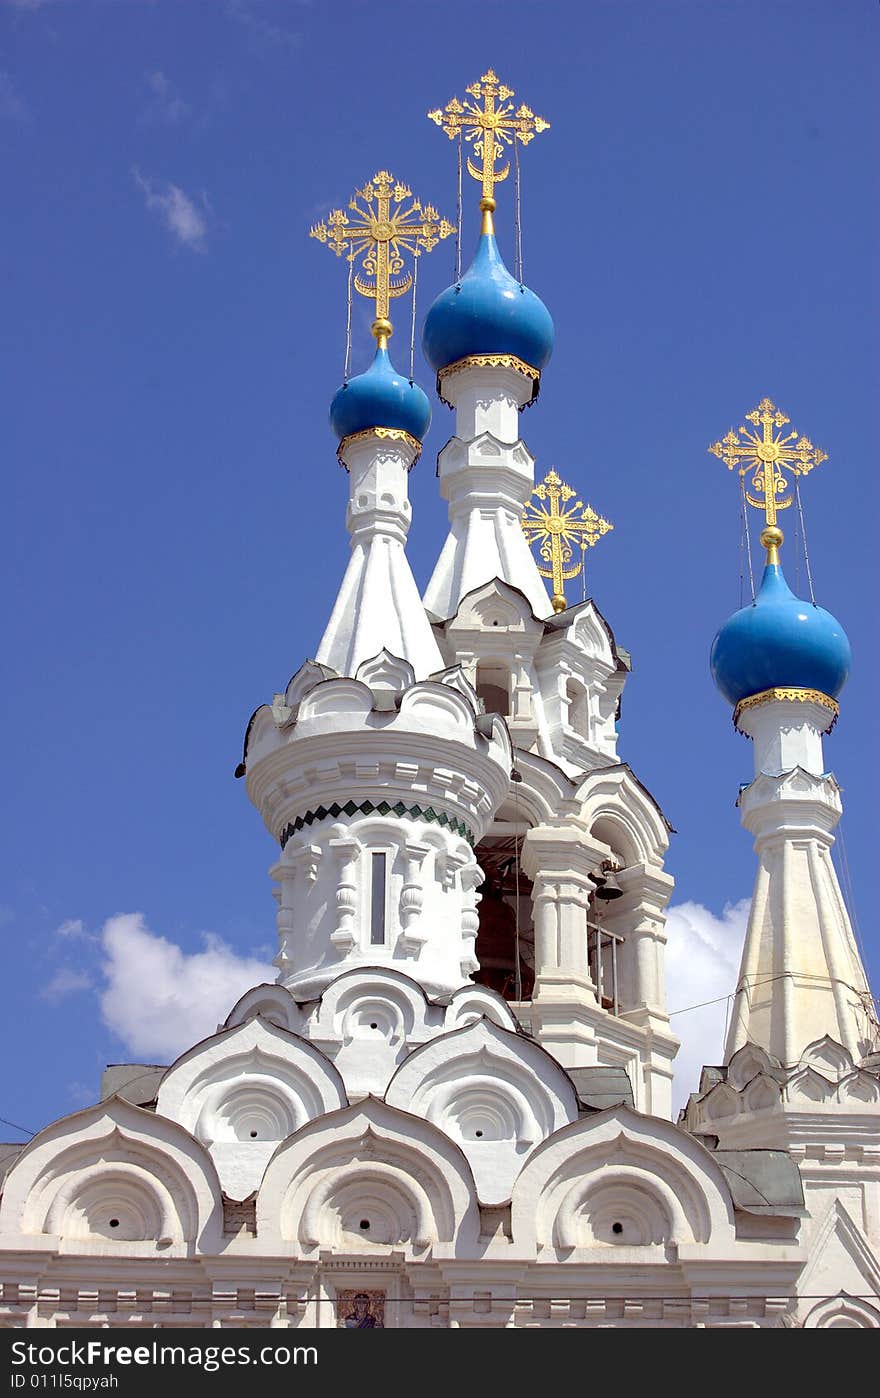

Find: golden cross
<box><xmin>428</xmin><ymin>69</ymin><xmax>549</xmax><ymax>215</ymax></box>
<box><xmin>522</xmin><ymin>469</ymin><xmax>614</xmax><ymax>613</ymax></box>
<box><xmin>708</xmin><ymin>397</ymin><xmax>828</xmax><ymax>558</ymax></box>
<box><xmin>310</xmin><ymin>170</ymin><xmax>454</xmax><ymax>344</ymax></box>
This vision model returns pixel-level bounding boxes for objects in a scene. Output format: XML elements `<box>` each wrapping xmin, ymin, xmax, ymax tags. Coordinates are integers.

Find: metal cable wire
<box><xmin>409</xmin><ymin>254</ymin><xmax>419</xmax><ymax>381</ymax></box>
<box><xmin>740</xmin><ymin>474</ymin><xmax>756</xmax><ymax>600</ymax></box>
<box><xmin>0</xmin><ymin>1114</ymin><xmax>35</xmax><ymax>1138</ymax></box>
<box><xmin>738</xmin><ymin>481</ymin><xmax>747</xmax><ymax>609</ymax></box>
<box><xmin>795</xmin><ymin>476</ymin><xmax>816</xmax><ymax>603</ymax></box>
<box><xmin>793</xmin><ymin>470</ymin><xmax>801</xmax><ymax>595</ymax></box>
<box><xmin>343</xmin><ymin>257</ymin><xmax>353</xmax><ymax>382</ymax></box>
<box><xmin>669</xmin><ymin>968</ymin><xmax>879</xmax><ymax>1019</ymax></box>
<box><xmin>455</xmin><ymin>130</ymin><xmax>463</xmax><ymax>283</ymax></box>
<box><xmin>834</xmin><ymin>816</ymin><xmax>876</xmax><ymax>1025</ymax></box>
<box><xmin>514</xmin><ymin>136</ymin><xmax>524</xmax><ymax>285</ymax></box>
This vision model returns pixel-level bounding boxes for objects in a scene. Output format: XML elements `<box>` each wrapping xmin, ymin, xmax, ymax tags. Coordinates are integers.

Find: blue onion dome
<box><xmin>329</xmin><ymin>343</ymin><xmax>431</xmax><ymax>446</ymax></box>
<box><xmin>710</xmin><ymin>558</ymin><xmax>851</xmax><ymax>707</ymax></box>
<box><xmin>422</xmin><ymin>229</ymin><xmax>554</xmax><ymax>384</ymax></box>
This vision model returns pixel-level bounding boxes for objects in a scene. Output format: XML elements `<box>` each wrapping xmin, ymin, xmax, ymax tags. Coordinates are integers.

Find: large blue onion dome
<box><xmin>710</xmin><ymin>557</ymin><xmax>851</xmax><ymax>707</ymax></box>
<box><xmin>422</xmin><ymin>229</ymin><xmax>554</xmax><ymax>385</ymax></box>
<box><xmin>329</xmin><ymin>343</ymin><xmax>431</xmax><ymax>446</ymax></box>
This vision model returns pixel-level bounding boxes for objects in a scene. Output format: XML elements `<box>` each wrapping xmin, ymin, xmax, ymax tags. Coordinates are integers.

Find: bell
<box><xmin>594</xmin><ymin>869</ymin><xmax>623</xmax><ymax>900</ymax></box>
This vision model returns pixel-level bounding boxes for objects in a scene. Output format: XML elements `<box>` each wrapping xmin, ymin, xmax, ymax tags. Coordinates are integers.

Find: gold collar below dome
<box><xmin>436</xmin><ymin>353</ymin><xmax>542</xmax><ymax>409</ymax></box>
<box><xmin>336</xmin><ymin>425</ymin><xmax>422</xmax><ymax>469</ymax></box>
<box><xmin>733</xmin><ymin>686</ymin><xmax>839</xmax><ymax>734</ymax></box>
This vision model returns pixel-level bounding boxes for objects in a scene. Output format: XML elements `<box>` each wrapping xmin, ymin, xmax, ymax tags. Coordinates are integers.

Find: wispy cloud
<box><xmin>0</xmin><ymin>71</ymin><xmax>30</xmax><ymax>121</ymax></box>
<box><xmin>55</xmin><ymin>916</ymin><xmax>95</xmax><ymax>941</ymax></box>
<box><xmin>666</xmin><ymin>897</ymin><xmax>750</xmax><ymax>1114</ymax></box>
<box><xmin>226</xmin><ymin>0</ymin><xmax>303</xmax><ymax>53</ymax></box>
<box><xmin>66</xmin><ymin>1081</ymin><xmax>96</xmax><ymax>1108</ymax></box>
<box><xmin>42</xmin><ymin>966</ymin><xmax>94</xmax><ymax>1003</ymax></box>
<box><xmin>141</xmin><ymin>70</ymin><xmax>189</xmax><ymax>127</ymax></box>
<box><xmin>99</xmin><ymin>912</ymin><xmax>273</xmax><ymax>1060</ymax></box>
<box><xmin>133</xmin><ymin>167</ymin><xmax>210</xmax><ymax>252</ymax></box>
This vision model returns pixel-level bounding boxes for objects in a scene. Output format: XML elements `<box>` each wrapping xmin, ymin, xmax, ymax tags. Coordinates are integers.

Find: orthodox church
<box><xmin>1</xmin><ymin>70</ymin><xmax>878</xmax><ymax>1331</ymax></box>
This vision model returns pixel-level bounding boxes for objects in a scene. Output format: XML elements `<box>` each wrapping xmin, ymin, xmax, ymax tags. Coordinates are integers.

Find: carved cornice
<box><xmin>734</xmin><ymin>687</ymin><xmax>839</xmax><ymax>733</ymax></box>
<box><xmin>337</xmin><ymin>425</ymin><xmax>422</xmax><ymax>468</ymax></box>
<box><xmin>437</xmin><ymin>353</ymin><xmax>541</xmax><ymax>408</ymax></box>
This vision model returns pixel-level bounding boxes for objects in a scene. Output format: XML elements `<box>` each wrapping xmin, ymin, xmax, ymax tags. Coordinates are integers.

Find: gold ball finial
<box><xmin>760</xmin><ymin>525</ymin><xmax>784</xmax><ymax>565</ymax></box>
<box><xmin>551</xmin><ymin>593</ymin><xmax>567</xmax><ymax>614</ymax></box>
<box><xmin>371</xmin><ymin>317</ymin><xmax>392</xmax><ymax>347</ymax></box>
<box><xmin>479</xmin><ymin>196</ymin><xmax>496</xmax><ymax>212</ymax></box>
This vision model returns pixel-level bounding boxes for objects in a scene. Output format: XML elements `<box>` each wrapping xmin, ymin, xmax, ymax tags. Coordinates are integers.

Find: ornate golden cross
<box><xmin>522</xmin><ymin>469</ymin><xmax>614</xmax><ymax>613</ymax></box>
<box><xmin>428</xmin><ymin>69</ymin><xmax>549</xmax><ymax>211</ymax></box>
<box><xmin>310</xmin><ymin>170</ymin><xmax>454</xmax><ymax>343</ymax></box>
<box><xmin>709</xmin><ymin>397</ymin><xmax>828</xmax><ymax>556</ymax></box>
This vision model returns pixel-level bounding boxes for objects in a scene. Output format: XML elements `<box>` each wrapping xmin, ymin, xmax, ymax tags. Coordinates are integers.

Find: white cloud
<box><xmin>666</xmin><ymin>898</ymin><xmax>750</xmax><ymax>1115</ymax></box>
<box><xmin>142</xmin><ymin>70</ymin><xmax>188</xmax><ymax>126</ymax></box>
<box><xmin>133</xmin><ymin>168</ymin><xmax>209</xmax><ymax>252</ymax></box>
<box><xmin>0</xmin><ymin>71</ymin><xmax>29</xmax><ymax>121</ymax></box>
<box><xmin>99</xmin><ymin>913</ymin><xmax>273</xmax><ymax>1061</ymax></box>
<box><xmin>42</xmin><ymin>966</ymin><xmax>93</xmax><ymax>1002</ymax></box>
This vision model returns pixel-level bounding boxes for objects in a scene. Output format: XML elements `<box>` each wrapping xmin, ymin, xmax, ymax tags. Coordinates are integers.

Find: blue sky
<box><xmin>2</xmin><ymin>0</ymin><xmax>877</xmax><ymax>1135</ymax></box>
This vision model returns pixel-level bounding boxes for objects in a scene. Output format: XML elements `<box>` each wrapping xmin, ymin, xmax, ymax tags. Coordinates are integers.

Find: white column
<box><xmin>522</xmin><ymin>826</ymin><xmax>601</xmax><ymax>997</ymax></box>
<box><xmin>422</xmin><ymin>364</ymin><xmax>552</xmax><ymax>622</ymax></box>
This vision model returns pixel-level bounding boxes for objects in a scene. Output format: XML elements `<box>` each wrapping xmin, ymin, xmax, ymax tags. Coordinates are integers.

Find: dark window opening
<box><xmin>473</xmin><ymin>833</ymin><xmax>534</xmax><ymax>1002</ymax></box>
<box><xmin>370</xmin><ymin>851</ymin><xmax>386</xmax><ymax>945</ymax></box>
<box><xmin>476</xmin><ymin>664</ymin><xmax>510</xmax><ymax>718</ymax></box>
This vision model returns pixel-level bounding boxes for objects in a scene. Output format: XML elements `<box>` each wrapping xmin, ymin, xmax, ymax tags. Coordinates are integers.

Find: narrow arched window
<box><xmin>566</xmin><ymin>680</ymin><xmax>589</xmax><ymax>735</ymax></box>
<box><xmin>369</xmin><ymin>851</ymin><xmax>387</xmax><ymax>945</ymax></box>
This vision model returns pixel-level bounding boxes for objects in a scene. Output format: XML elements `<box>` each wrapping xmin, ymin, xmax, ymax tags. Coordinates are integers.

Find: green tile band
<box><xmin>279</xmin><ymin>800</ymin><xmax>475</xmax><ymax>849</ymax></box>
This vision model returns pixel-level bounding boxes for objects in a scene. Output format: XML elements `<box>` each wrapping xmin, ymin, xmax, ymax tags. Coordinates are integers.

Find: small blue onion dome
<box><xmin>422</xmin><ymin>231</ymin><xmax>554</xmax><ymax>376</ymax></box>
<box><xmin>329</xmin><ymin>344</ymin><xmax>431</xmax><ymax>444</ymax></box>
<box><xmin>710</xmin><ymin>561</ymin><xmax>851</xmax><ymax>706</ymax></box>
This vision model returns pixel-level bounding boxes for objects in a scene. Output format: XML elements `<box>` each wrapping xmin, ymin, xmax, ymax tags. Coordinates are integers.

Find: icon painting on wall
<box><xmin>337</xmin><ymin>1290</ymin><xmax>386</xmax><ymax>1328</ymax></box>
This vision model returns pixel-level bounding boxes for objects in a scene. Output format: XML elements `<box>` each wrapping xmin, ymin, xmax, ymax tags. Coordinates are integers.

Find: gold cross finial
<box><xmin>522</xmin><ymin>469</ymin><xmax>614</xmax><ymax>613</ymax></box>
<box><xmin>310</xmin><ymin>170</ymin><xmax>455</xmax><ymax>346</ymax></box>
<box><xmin>709</xmin><ymin>397</ymin><xmax>828</xmax><ymax>563</ymax></box>
<box><xmin>428</xmin><ymin>69</ymin><xmax>549</xmax><ymax>233</ymax></box>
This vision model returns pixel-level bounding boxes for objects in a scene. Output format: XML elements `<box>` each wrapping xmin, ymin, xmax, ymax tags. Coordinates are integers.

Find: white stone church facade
<box><xmin>2</xmin><ymin>79</ymin><xmax>878</xmax><ymax>1330</ymax></box>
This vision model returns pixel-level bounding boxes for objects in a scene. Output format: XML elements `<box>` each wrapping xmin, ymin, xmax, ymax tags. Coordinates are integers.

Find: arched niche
<box><xmin>510</xmin><ymin>1107</ymin><xmax>736</xmax><ymax>1257</ymax></box>
<box><xmin>385</xmin><ymin>1018</ymin><xmax>579</xmax><ymax>1205</ymax></box>
<box><xmin>256</xmin><ymin>1099</ymin><xmax>479</xmax><ymax>1257</ymax></box>
<box><xmin>155</xmin><ymin>1018</ymin><xmax>347</xmax><ymax>1198</ymax></box>
<box><xmin>0</xmin><ymin>1099</ymin><xmax>223</xmax><ymax>1256</ymax></box>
